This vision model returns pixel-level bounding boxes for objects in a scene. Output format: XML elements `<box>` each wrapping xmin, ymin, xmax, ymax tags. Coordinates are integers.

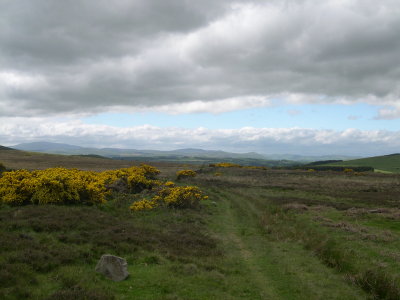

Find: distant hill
<box><xmin>0</xmin><ymin>146</ymin><xmax>143</xmax><ymax>172</ymax></box>
<box><xmin>263</xmin><ymin>154</ymin><xmax>360</xmax><ymax>162</ymax></box>
<box><xmin>13</xmin><ymin>142</ymin><xmax>361</xmax><ymax>162</ymax></box>
<box><xmin>11</xmin><ymin>142</ymin><xmax>303</xmax><ymax>167</ymax></box>
<box><xmin>13</xmin><ymin>142</ymin><xmax>266</xmax><ymax>160</ymax></box>
<box><xmin>14</xmin><ymin>142</ymin><xmax>83</xmax><ymax>152</ymax></box>
<box><xmin>0</xmin><ymin>145</ymin><xmax>14</xmax><ymax>151</ymax></box>
<box><xmin>317</xmin><ymin>153</ymin><xmax>400</xmax><ymax>173</ymax></box>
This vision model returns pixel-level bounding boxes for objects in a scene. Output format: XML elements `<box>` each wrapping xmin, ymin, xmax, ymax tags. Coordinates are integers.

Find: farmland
<box><xmin>0</xmin><ymin>150</ymin><xmax>399</xmax><ymax>299</ymax></box>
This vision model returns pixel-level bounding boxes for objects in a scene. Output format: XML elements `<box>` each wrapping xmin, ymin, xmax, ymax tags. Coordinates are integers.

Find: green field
<box><xmin>0</xmin><ymin>153</ymin><xmax>400</xmax><ymax>299</ymax></box>
<box><xmin>319</xmin><ymin>154</ymin><xmax>400</xmax><ymax>173</ymax></box>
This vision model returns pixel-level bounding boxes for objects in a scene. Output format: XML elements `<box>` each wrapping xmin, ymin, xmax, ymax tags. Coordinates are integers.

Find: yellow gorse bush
<box><xmin>129</xmin><ymin>198</ymin><xmax>158</xmax><ymax>211</ymax></box>
<box><xmin>164</xmin><ymin>186</ymin><xmax>207</xmax><ymax>208</ymax></box>
<box><xmin>0</xmin><ymin>164</ymin><xmax>161</xmax><ymax>206</ymax></box>
<box><xmin>211</xmin><ymin>162</ymin><xmax>242</xmax><ymax>168</ymax></box>
<box><xmin>130</xmin><ymin>185</ymin><xmax>208</xmax><ymax>211</ymax></box>
<box><xmin>176</xmin><ymin>169</ymin><xmax>197</xmax><ymax>180</ymax></box>
<box><xmin>155</xmin><ymin>186</ymin><xmax>206</xmax><ymax>209</ymax></box>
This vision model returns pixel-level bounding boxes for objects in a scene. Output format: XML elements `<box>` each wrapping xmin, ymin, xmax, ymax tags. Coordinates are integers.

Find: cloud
<box><xmin>376</xmin><ymin>105</ymin><xmax>400</xmax><ymax>120</ymax></box>
<box><xmin>1</xmin><ymin>117</ymin><xmax>400</xmax><ymax>156</ymax></box>
<box><xmin>133</xmin><ymin>96</ymin><xmax>273</xmax><ymax>114</ymax></box>
<box><xmin>1</xmin><ymin>0</ymin><xmax>400</xmax><ymax>117</ymax></box>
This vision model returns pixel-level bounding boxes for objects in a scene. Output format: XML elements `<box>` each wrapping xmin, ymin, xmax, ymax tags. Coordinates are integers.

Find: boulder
<box><xmin>95</xmin><ymin>254</ymin><xmax>129</xmax><ymax>281</ymax></box>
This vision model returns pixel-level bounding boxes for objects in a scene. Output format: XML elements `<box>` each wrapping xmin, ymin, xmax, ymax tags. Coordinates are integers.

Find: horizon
<box><xmin>1</xmin><ymin>1</ymin><xmax>400</xmax><ymax>157</ymax></box>
<box><xmin>8</xmin><ymin>140</ymin><xmax>370</xmax><ymax>159</ymax></box>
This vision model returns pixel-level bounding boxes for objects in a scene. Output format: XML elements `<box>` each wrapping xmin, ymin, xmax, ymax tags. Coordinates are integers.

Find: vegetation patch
<box><xmin>0</xmin><ymin>165</ymin><xmax>160</xmax><ymax>206</ymax></box>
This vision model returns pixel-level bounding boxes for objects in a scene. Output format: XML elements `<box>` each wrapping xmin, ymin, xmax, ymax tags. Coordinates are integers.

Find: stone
<box><xmin>95</xmin><ymin>254</ymin><xmax>129</xmax><ymax>281</ymax></box>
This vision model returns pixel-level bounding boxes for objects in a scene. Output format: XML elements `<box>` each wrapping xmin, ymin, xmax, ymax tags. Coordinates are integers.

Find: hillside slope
<box><xmin>320</xmin><ymin>153</ymin><xmax>400</xmax><ymax>173</ymax></box>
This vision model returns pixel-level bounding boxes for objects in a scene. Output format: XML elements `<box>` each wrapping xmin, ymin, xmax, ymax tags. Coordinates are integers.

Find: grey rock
<box><xmin>95</xmin><ymin>254</ymin><xmax>129</xmax><ymax>281</ymax></box>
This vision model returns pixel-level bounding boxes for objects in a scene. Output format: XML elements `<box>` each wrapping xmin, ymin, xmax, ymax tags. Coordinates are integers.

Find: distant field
<box><xmin>318</xmin><ymin>154</ymin><xmax>400</xmax><ymax>173</ymax></box>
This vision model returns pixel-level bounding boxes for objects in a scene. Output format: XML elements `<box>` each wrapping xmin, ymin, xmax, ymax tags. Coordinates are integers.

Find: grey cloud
<box><xmin>0</xmin><ymin>0</ymin><xmax>228</xmax><ymax>68</ymax></box>
<box><xmin>1</xmin><ymin>0</ymin><xmax>400</xmax><ymax>116</ymax></box>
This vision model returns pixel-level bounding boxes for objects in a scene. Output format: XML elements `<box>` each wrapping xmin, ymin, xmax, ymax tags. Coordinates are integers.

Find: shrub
<box><xmin>130</xmin><ymin>185</ymin><xmax>208</xmax><ymax>211</ymax></box>
<box><xmin>0</xmin><ymin>162</ymin><xmax>6</xmax><ymax>173</ymax></box>
<box><xmin>103</xmin><ymin>165</ymin><xmax>161</xmax><ymax>193</ymax></box>
<box><xmin>0</xmin><ymin>165</ymin><xmax>161</xmax><ymax>206</ymax></box>
<box><xmin>344</xmin><ymin>168</ymin><xmax>354</xmax><ymax>173</ymax></box>
<box><xmin>129</xmin><ymin>199</ymin><xmax>158</xmax><ymax>211</ymax></box>
<box><xmin>158</xmin><ymin>186</ymin><xmax>207</xmax><ymax>209</ymax></box>
<box><xmin>176</xmin><ymin>170</ymin><xmax>197</xmax><ymax>180</ymax></box>
<box><xmin>212</xmin><ymin>162</ymin><xmax>242</xmax><ymax>168</ymax></box>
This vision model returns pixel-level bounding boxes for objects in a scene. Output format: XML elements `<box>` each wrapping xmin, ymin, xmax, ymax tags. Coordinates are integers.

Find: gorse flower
<box><xmin>176</xmin><ymin>169</ymin><xmax>197</xmax><ymax>180</ymax></box>
<box><xmin>129</xmin><ymin>199</ymin><xmax>158</xmax><ymax>211</ymax></box>
<box><xmin>210</xmin><ymin>163</ymin><xmax>266</xmax><ymax>170</ymax></box>
<box><xmin>0</xmin><ymin>164</ymin><xmax>208</xmax><ymax>212</ymax></box>
<box><xmin>211</xmin><ymin>163</ymin><xmax>242</xmax><ymax>168</ymax></box>
<box><xmin>0</xmin><ymin>165</ymin><xmax>160</xmax><ymax>206</ymax></box>
<box><xmin>130</xmin><ymin>185</ymin><xmax>208</xmax><ymax>211</ymax></box>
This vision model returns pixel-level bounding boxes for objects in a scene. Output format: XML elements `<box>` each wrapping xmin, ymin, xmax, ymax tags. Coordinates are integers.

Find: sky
<box><xmin>1</xmin><ymin>0</ymin><xmax>400</xmax><ymax>156</ymax></box>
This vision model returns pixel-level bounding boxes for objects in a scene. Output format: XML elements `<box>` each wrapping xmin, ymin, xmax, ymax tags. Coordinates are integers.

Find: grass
<box><xmin>320</xmin><ymin>153</ymin><xmax>400</xmax><ymax>173</ymax></box>
<box><xmin>1</xmin><ymin>159</ymin><xmax>400</xmax><ymax>299</ymax></box>
<box><xmin>0</xmin><ymin>198</ymin><xmax>222</xmax><ymax>299</ymax></box>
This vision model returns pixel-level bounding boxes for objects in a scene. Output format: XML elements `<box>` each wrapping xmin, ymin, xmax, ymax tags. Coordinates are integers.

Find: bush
<box><xmin>211</xmin><ymin>162</ymin><xmax>242</xmax><ymax>168</ymax></box>
<box><xmin>130</xmin><ymin>185</ymin><xmax>208</xmax><ymax>211</ymax></box>
<box><xmin>0</xmin><ymin>165</ymin><xmax>161</xmax><ymax>206</ymax></box>
<box><xmin>157</xmin><ymin>186</ymin><xmax>207</xmax><ymax>209</ymax></box>
<box><xmin>129</xmin><ymin>199</ymin><xmax>158</xmax><ymax>211</ymax></box>
<box><xmin>176</xmin><ymin>170</ymin><xmax>197</xmax><ymax>180</ymax></box>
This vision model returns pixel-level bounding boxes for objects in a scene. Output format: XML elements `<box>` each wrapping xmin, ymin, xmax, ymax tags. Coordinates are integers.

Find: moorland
<box><xmin>0</xmin><ymin>147</ymin><xmax>399</xmax><ymax>299</ymax></box>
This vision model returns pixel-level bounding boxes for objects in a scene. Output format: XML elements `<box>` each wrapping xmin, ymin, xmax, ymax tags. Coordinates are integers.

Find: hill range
<box><xmin>12</xmin><ymin>142</ymin><xmax>358</xmax><ymax>163</ymax></box>
<box><xmin>2</xmin><ymin>142</ymin><xmax>400</xmax><ymax>172</ymax></box>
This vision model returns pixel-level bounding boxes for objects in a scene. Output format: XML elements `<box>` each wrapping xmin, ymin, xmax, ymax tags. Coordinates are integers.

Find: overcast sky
<box><xmin>1</xmin><ymin>0</ymin><xmax>400</xmax><ymax>156</ymax></box>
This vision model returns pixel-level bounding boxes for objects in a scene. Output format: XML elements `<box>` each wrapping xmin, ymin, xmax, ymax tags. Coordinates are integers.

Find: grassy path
<box><xmin>206</xmin><ymin>187</ymin><xmax>368</xmax><ymax>300</ymax></box>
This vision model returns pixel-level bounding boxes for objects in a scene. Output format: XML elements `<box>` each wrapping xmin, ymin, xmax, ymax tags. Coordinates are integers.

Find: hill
<box><xmin>318</xmin><ymin>153</ymin><xmax>400</xmax><ymax>173</ymax></box>
<box><xmin>0</xmin><ymin>145</ymin><xmax>14</xmax><ymax>151</ymax></box>
<box><xmin>0</xmin><ymin>146</ymin><xmax>164</xmax><ymax>171</ymax></box>
<box><xmin>13</xmin><ymin>142</ymin><xmax>266</xmax><ymax>159</ymax></box>
<box><xmin>11</xmin><ymin>142</ymin><xmax>302</xmax><ymax>167</ymax></box>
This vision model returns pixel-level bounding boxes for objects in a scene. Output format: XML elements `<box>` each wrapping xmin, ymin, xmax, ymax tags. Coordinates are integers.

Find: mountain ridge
<box><xmin>12</xmin><ymin>141</ymin><xmax>361</xmax><ymax>162</ymax></box>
